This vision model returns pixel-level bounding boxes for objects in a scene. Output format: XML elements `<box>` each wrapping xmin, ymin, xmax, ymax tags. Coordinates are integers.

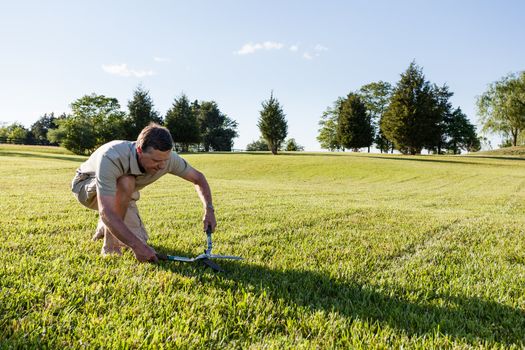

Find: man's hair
<box><xmin>136</xmin><ymin>123</ymin><xmax>174</xmax><ymax>152</ymax></box>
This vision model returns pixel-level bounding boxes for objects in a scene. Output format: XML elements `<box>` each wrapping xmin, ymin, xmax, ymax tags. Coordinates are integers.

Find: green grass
<box><xmin>1</xmin><ymin>146</ymin><xmax>524</xmax><ymax>349</ymax></box>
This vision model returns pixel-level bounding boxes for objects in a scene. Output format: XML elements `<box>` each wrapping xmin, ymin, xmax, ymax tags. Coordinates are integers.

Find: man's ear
<box><xmin>137</xmin><ymin>146</ymin><xmax>143</xmax><ymax>155</ymax></box>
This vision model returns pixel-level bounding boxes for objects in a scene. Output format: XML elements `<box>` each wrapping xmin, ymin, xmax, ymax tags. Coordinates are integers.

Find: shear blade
<box><xmin>163</xmin><ymin>255</ymin><xmax>195</xmax><ymax>263</ymax></box>
<box><xmin>200</xmin><ymin>258</ymin><xmax>224</xmax><ymax>272</ymax></box>
<box><xmin>209</xmin><ymin>254</ymin><xmax>243</xmax><ymax>260</ymax></box>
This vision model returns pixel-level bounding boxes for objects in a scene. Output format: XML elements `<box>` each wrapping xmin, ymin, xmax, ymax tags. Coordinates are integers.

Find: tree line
<box><xmin>0</xmin><ymin>86</ymin><xmax>240</xmax><ymax>155</ymax></box>
<box><xmin>318</xmin><ymin>61</ymin><xmax>482</xmax><ymax>154</ymax></box>
<box><xmin>2</xmin><ymin>64</ymin><xmax>523</xmax><ymax>155</ymax></box>
<box><xmin>0</xmin><ymin>87</ymin><xmax>302</xmax><ymax>155</ymax></box>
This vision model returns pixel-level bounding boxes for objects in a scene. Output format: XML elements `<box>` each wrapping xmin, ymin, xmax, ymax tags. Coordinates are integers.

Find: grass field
<box><xmin>1</xmin><ymin>145</ymin><xmax>524</xmax><ymax>349</ymax></box>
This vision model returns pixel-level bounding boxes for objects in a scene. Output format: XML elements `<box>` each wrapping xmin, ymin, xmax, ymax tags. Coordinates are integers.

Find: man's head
<box><xmin>136</xmin><ymin>123</ymin><xmax>174</xmax><ymax>174</ymax></box>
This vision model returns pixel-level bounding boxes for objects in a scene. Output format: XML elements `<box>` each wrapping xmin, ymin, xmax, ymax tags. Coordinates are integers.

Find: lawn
<box><xmin>1</xmin><ymin>145</ymin><xmax>524</xmax><ymax>349</ymax></box>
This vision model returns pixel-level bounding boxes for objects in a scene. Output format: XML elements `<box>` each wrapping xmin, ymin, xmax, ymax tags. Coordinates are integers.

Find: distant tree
<box><xmin>72</xmin><ymin>94</ymin><xmax>126</xmax><ymax>146</ymax></box>
<box><xmin>51</xmin><ymin>116</ymin><xmax>96</xmax><ymax>155</ymax></box>
<box><xmin>0</xmin><ymin>123</ymin><xmax>30</xmax><ymax>144</ymax></box>
<box><xmin>125</xmin><ymin>85</ymin><xmax>162</xmax><ymax>140</ymax></box>
<box><xmin>258</xmin><ymin>92</ymin><xmax>288</xmax><ymax>155</ymax></box>
<box><xmin>359</xmin><ymin>81</ymin><xmax>393</xmax><ymax>153</ymax></box>
<box><xmin>423</xmin><ymin>84</ymin><xmax>454</xmax><ymax>154</ymax></box>
<box><xmin>164</xmin><ymin>94</ymin><xmax>200</xmax><ymax>152</ymax></box>
<box><xmin>317</xmin><ymin>98</ymin><xmax>344</xmax><ymax>151</ymax></box>
<box><xmin>381</xmin><ymin>61</ymin><xmax>440</xmax><ymax>155</ymax></box>
<box><xmin>477</xmin><ymin>71</ymin><xmax>525</xmax><ymax>146</ymax></box>
<box><xmin>337</xmin><ymin>93</ymin><xmax>374</xmax><ymax>151</ymax></box>
<box><xmin>196</xmin><ymin>101</ymin><xmax>238</xmax><ymax>151</ymax></box>
<box><xmin>444</xmin><ymin>107</ymin><xmax>480</xmax><ymax>153</ymax></box>
<box><xmin>30</xmin><ymin>113</ymin><xmax>59</xmax><ymax>145</ymax></box>
<box><xmin>51</xmin><ymin>94</ymin><xmax>126</xmax><ymax>154</ymax></box>
<box><xmin>285</xmin><ymin>138</ymin><xmax>304</xmax><ymax>151</ymax></box>
<box><xmin>246</xmin><ymin>137</ymin><xmax>270</xmax><ymax>151</ymax></box>
<box><xmin>0</xmin><ymin>125</ymin><xmax>7</xmax><ymax>142</ymax></box>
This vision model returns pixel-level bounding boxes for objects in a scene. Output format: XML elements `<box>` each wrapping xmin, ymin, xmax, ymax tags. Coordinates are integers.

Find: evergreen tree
<box><xmin>444</xmin><ymin>107</ymin><xmax>480</xmax><ymax>154</ymax></box>
<box><xmin>425</xmin><ymin>84</ymin><xmax>453</xmax><ymax>154</ymax></box>
<box><xmin>337</xmin><ymin>93</ymin><xmax>374</xmax><ymax>151</ymax></box>
<box><xmin>257</xmin><ymin>92</ymin><xmax>288</xmax><ymax>155</ymax></box>
<box><xmin>196</xmin><ymin>101</ymin><xmax>238</xmax><ymax>151</ymax></box>
<box><xmin>381</xmin><ymin>61</ymin><xmax>439</xmax><ymax>155</ymax></box>
<box><xmin>126</xmin><ymin>85</ymin><xmax>162</xmax><ymax>140</ymax></box>
<box><xmin>164</xmin><ymin>94</ymin><xmax>200</xmax><ymax>152</ymax></box>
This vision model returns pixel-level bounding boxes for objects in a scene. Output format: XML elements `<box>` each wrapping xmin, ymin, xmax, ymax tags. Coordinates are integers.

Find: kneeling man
<box><xmin>71</xmin><ymin>123</ymin><xmax>216</xmax><ymax>262</ymax></box>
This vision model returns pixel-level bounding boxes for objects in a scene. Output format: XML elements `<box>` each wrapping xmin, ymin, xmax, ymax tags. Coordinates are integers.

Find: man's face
<box><xmin>137</xmin><ymin>147</ymin><xmax>171</xmax><ymax>174</ymax></box>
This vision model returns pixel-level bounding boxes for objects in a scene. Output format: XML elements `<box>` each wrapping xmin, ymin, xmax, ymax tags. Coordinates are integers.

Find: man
<box><xmin>71</xmin><ymin>123</ymin><xmax>216</xmax><ymax>262</ymax></box>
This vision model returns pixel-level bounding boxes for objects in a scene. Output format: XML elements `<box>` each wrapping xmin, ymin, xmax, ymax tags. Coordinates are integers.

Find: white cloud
<box><xmin>301</xmin><ymin>44</ymin><xmax>328</xmax><ymax>60</ymax></box>
<box><xmin>102</xmin><ymin>63</ymin><xmax>155</xmax><ymax>78</ymax></box>
<box><xmin>154</xmin><ymin>56</ymin><xmax>171</xmax><ymax>62</ymax></box>
<box><xmin>289</xmin><ymin>45</ymin><xmax>299</xmax><ymax>52</ymax></box>
<box><xmin>303</xmin><ymin>52</ymin><xmax>313</xmax><ymax>60</ymax></box>
<box><xmin>235</xmin><ymin>41</ymin><xmax>285</xmax><ymax>55</ymax></box>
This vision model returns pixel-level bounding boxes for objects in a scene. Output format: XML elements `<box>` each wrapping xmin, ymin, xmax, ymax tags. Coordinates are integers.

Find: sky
<box><xmin>1</xmin><ymin>0</ymin><xmax>524</xmax><ymax>151</ymax></box>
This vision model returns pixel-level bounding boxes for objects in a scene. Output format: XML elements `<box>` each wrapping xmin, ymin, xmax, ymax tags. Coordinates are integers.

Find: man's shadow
<box><xmin>153</xmin><ymin>246</ymin><xmax>525</xmax><ymax>347</ymax></box>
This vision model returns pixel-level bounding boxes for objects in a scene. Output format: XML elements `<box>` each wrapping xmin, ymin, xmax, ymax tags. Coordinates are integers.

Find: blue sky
<box><xmin>1</xmin><ymin>0</ymin><xmax>524</xmax><ymax>150</ymax></box>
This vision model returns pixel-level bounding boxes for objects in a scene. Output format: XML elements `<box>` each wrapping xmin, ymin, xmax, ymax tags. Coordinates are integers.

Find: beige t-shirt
<box><xmin>77</xmin><ymin>140</ymin><xmax>191</xmax><ymax>196</ymax></box>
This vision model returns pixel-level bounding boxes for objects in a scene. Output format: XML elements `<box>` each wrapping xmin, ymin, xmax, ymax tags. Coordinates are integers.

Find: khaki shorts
<box><xmin>71</xmin><ymin>171</ymin><xmax>98</xmax><ymax>209</ymax></box>
<box><xmin>71</xmin><ymin>171</ymin><xmax>149</xmax><ymax>244</ymax></box>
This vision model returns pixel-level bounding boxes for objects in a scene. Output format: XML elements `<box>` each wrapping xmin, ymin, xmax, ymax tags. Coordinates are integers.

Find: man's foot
<box><xmin>101</xmin><ymin>246</ymin><xmax>122</xmax><ymax>256</ymax></box>
<box><xmin>92</xmin><ymin>220</ymin><xmax>105</xmax><ymax>241</ymax></box>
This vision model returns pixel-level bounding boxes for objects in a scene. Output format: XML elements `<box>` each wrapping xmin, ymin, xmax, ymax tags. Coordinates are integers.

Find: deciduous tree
<box><xmin>477</xmin><ymin>71</ymin><xmax>525</xmax><ymax>146</ymax></box>
<box><xmin>51</xmin><ymin>94</ymin><xmax>126</xmax><ymax>154</ymax></box>
<box><xmin>359</xmin><ymin>81</ymin><xmax>393</xmax><ymax>153</ymax></box>
<box><xmin>317</xmin><ymin>98</ymin><xmax>343</xmax><ymax>151</ymax></box>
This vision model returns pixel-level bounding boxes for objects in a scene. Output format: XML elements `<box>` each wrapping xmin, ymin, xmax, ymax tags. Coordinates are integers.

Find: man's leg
<box><xmin>102</xmin><ymin>175</ymin><xmax>149</xmax><ymax>255</ymax></box>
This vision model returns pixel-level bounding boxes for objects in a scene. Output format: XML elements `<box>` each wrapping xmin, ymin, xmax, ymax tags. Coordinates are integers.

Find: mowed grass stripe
<box><xmin>1</xmin><ymin>147</ymin><xmax>524</xmax><ymax>348</ymax></box>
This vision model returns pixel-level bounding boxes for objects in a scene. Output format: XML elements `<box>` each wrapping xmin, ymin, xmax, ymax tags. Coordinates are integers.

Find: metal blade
<box><xmin>209</xmin><ymin>254</ymin><xmax>243</xmax><ymax>260</ymax></box>
<box><xmin>157</xmin><ymin>254</ymin><xmax>195</xmax><ymax>263</ymax></box>
<box><xmin>200</xmin><ymin>258</ymin><xmax>224</xmax><ymax>272</ymax></box>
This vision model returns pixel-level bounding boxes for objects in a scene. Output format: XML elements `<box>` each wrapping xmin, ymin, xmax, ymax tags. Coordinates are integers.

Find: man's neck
<box><xmin>136</xmin><ymin>153</ymin><xmax>146</xmax><ymax>173</ymax></box>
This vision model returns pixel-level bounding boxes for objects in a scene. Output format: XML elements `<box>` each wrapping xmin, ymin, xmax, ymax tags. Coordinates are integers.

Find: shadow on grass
<box><xmin>359</xmin><ymin>155</ymin><xmax>524</xmax><ymax>167</ymax></box>
<box><xmin>233</xmin><ymin>152</ymin><xmax>525</xmax><ymax>163</ymax></box>
<box><xmin>0</xmin><ymin>151</ymin><xmax>86</xmax><ymax>163</ymax></box>
<box><xmin>154</xmin><ymin>246</ymin><xmax>524</xmax><ymax>347</ymax></box>
<box><xmin>462</xmin><ymin>155</ymin><xmax>525</xmax><ymax>161</ymax></box>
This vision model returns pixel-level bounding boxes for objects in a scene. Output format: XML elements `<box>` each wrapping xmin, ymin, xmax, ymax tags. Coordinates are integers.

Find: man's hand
<box><xmin>203</xmin><ymin>207</ymin><xmax>217</xmax><ymax>232</ymax></box>
<box><xmin>132</xmin><ymin>243</ymin><xmax>158</xmax><ymax>263</ymax></box>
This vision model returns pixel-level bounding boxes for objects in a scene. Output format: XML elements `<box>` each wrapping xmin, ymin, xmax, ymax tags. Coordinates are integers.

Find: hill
<box><xmin>471</xmin><ymin>145</ymin><xmax>525</xmax><ymax>157</ymax></box>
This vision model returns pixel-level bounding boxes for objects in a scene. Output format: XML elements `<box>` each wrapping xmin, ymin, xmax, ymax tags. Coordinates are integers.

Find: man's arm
<box><xmin>97</xmin><ymin>194</ymin><xmax>158</xmax><ymax>262</ymax></box>
<box><xmin>179</xmin><ymin>168</ymin><xmax>217</xmax><ymax>232</ymax></box>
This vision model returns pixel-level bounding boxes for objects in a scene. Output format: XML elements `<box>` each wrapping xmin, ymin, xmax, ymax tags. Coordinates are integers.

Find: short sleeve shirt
<box><xmin>77</xmin><ymin>140</ymin><xmax>191</xmax><ymax>196</ymax></box>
